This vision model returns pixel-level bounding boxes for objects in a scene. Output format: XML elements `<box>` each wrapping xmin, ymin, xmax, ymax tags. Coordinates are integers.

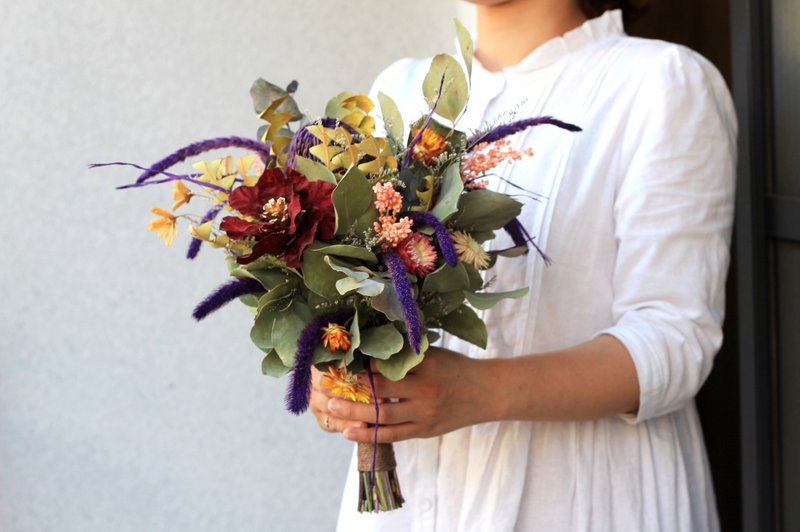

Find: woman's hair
<box><xmin>578</xmin><ymin>0</ymin><xmax>650</xmax><ymax>25</ymax></box>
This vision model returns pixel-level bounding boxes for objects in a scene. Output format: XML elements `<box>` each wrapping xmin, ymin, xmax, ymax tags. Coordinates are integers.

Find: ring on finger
<box><xmin>324</xmin><ymin>415</ymin><xmax>331</xmax><ymax>431</ymax></box>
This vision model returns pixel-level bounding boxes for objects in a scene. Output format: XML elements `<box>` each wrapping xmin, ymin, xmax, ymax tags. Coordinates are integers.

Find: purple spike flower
<box><xmin>382</xmin><ymin>251</ymin><xmax>423</xmax><ymax>353</ymax></box>
<box><xmin>286</xmin><ymin>310</ymin><xmax>351</xmax><ymax>415</ymax></box>
<box><xmin>285</xmin><ymin>118</ymin><xmax>358</xmax><ymax>170</ymax></box>
<box><xmin>186</xmin><ymin>204</ymin><xmax>224</xmax><ymax>260</ymax></box>
<box><xmin>502</xmin><ymin>218</ymin><xmax>551</xmax><ymax>265</ymax></box>
<box><xmin>135</xmin><ymin>136</ymin><xmax>273</xmax><ymax>184</ymax></box>
<box><xmin>408</xmin><ymin>211</ymin><xmax>458</xmax><ymax>267</ymax></box>
<box><xmin>192</xmin><ymin>277</ymin><xmax>264</xmax><ymax>321</ymax></box>
<box><xmin>466</xmin><ymin>116</ymin><xmax>582</xmax><ymax>151</ymax></box>
<box><xmin>401</xmin><ymin>75</ymin><xmax>445</xmax><ymax>171</ymax></box>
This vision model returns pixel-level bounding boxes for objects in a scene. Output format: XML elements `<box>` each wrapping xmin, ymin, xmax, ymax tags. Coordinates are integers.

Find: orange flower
<box><xmin>148</xmin><ymin>207</ymin><xmax>177</xmax><ymax>246</ymax></box>
<box><xmin>171</xmin><ymin>180</ymin><xmax>193</xmax><ymax>211</ymax></box>
<box><xmin>321</xmin><ymin>323</ymin><xmax>352</xmax><ymax>352</ymax></box>
<box><xmin>410</xmin><ymin>127</ymin><xmax>447</xmax><ymax>164</ymax></box>
<box><xmin>322</xmin><ymin>366</ymin><xmax>371</xmax><ymax>404</ymax></box>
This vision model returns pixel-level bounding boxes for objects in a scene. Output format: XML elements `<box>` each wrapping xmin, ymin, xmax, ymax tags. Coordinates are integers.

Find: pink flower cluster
<box><xmin>461</xmin><ymin>139</ymin><xmax>534</xmax><ymax>188</ymax></box>
<box><xmin>372</xmin><ymin>182</ymin><xmax>413</xmax><ymax>248</ymax></box>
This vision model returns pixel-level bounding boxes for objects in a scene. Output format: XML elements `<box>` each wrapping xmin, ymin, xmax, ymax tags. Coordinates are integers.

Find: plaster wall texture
<box><xmin>0</xmin><ymin>1</ymin><xmax>473</xmax><ymax>530</ymax></box>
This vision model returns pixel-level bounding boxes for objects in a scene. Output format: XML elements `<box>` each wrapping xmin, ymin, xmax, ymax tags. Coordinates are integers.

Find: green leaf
<box><xmin>250</xmin><ymin>78</ymin><xmax>302</xmax><ymax>119</ymax></box>
<box><xmin>440</xmin><ymin>304</ymin><xmax>487</xmax><ymax>348</ymax></box>
<box><xmin>423</xmin><ymin>54</ymin><xmax>468</xmax><ymax>123</ymax></box>
<box><xmin>375</xmin><ymin>335</ymin><xmax>429</xmax><ymax>381</ymax></box>
<box><xmin>454</xmin><ymin>19</ymin><xmax>474</xmax><ymax>81</ymax></box>
<box><xmin>332</xmin><ymin>167</ymin><xmax>374</xmax><ymax>236</ymax></box>
<box><xmin>358</xmin><ymin>325</ymin><xmax>404</xmax><ymax>360</ymax></box>
<box><xmin>302</xmin><ymin>243</ymin><xmax>346</xmax><ymax>299</ymax></box>
<box><xmin>251</xmin><ymin>305</ymin><xmax>279</xmax><ymax>351</ymax></box>
<box><xmin>462</xmin><ymin>263</ymin><xmax>484</xmax><ymax>291</ymax></box>
<box><xmin>422</xmin><ymin>262</ymin><xmax>470</xmax><ymax>294</ymax></box>
<box><xmin>315</xmin><ymin>244</ymin><xmax>378</xmax><ymax>265</ymax></box>
<box><xmin>427</xmin><ymin>330</ymin><xmax>441</xmax><ymax>344</ymax></box>
<box><xmin>451</xmin><ymin>190</ymin><xmax>523</xmax><ymax>231</ymax></box>
<box><xmin>255</xmin><ymin>280</ymin><xmax>296</xmax><ymax>313</ymax></box>
<box><xmin>494</xmin><ymin>246</ymin><xmax>528</xmax><ymax>258</ymax></box>
<box><xmin>325</xmin><ymin>256</ymin><xmax>385</xmax><ymax>297</ymax></box>
<box><xmin>371</xmin><ymin>284</ymin><xmax>406</xmax><ymax>322</ymax></box>
<box><xmin>422</xmin><ymin>290</ymin><xmax>466</xmax><ymax>320</ymax></box>
<box><xmin>272</xmin><ymin>301</ymin><xmax>313</xmax><ymax>366</ymax></box>
<box><xmin>378</xmin><ymin>91</ymin><xmax>405</xmax><ymax>150</ymax></box>
<box><xmin>343</xmin><ymin>309</ymin><xmax>361</xmax><ymax>365</ymax></box>
<box><xmin>262</xmin><ymin>350</ymin><xmax>291</xmax><ymax>377</ymax></box>
<box><xmin>430</xmin><ymin>163</ymin><xmax>464</xmax><ymax>222</ymax></box>
<box><xmin>294</xmin><ymin>155</ymin><xmax>337</xmax><ymax>185</ymax></box>
<box><xmin>464</xmin><ymin>287</ymin><xmax>529</xmax><ymax>310</ymax></box>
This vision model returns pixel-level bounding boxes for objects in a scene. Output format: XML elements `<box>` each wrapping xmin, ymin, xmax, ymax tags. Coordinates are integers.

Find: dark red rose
<box><xmin>220</xmin><ymin>167</ymin><xmax>335</xmax><ymax>267</ymax></box>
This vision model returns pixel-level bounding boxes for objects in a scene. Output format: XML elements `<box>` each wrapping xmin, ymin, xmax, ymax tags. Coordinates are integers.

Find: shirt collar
<box><xmin>471</xmin><ymin>9</ymin><xmax>624</xmax><ymax>76</ymax></box>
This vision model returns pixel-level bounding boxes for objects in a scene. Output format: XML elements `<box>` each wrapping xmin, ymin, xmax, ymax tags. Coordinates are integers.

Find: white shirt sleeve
<box><xmin>597</xmin><ymin>44</ymin><xmax>737</xmax><ymax>423</ymax></box>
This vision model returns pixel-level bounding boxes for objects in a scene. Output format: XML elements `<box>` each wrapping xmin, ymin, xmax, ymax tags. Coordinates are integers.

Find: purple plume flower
<box><xmin>285</xmin><ymin>118</ymin><xmax>358</xmax><ymax>170</ymax></box>
<box><xmin>192</xmin><ymin>277</ymin><xmax>265</xmax><ymax>321</ymax></box>
<box><xmin>186</xmin><ymin>204</ymin><xmax>224</xmax><ymax>260</ymax></box>
<box><xmin>135</xmin><ymin>136</ymin><xmax>273</xmax><ymax>184</ymax></box>
<box><xmin>502</xmin><ymin>218</ymin><xmax>551</xmax><ymax>265</ymax></box>
<box><xmin>408</xmin><ymin>211</ymin><xmax>458</xmax><ymax>267</ymax></box>
<box><xmin>382</xmin><ymin>251</ymin><xmax>423</xmax><ymax>354</ymax></box>
<box><xmin>286</xmin><ymin>310</ymin><xmax>351</xmax><ymax>415</ymax></box>
<box><xmin>466</xmin><ymin>116</ymin><xmax>581</xmax><ymax>151</ymax></box>
<box><xmin>401</xmin><ymin>75</ymin><xmax>445</xmax><ymax>171</ymax></box>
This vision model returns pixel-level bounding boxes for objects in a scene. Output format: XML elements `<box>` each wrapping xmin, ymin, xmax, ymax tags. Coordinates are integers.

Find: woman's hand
<box><xmin>309</xmin><ymin>365</ymin><xmax>368</xmax><ymax>435</ymax></box>
<box><xmin>316</xmin><ymin>347</ymin><xmax>497</xmax><ymax>444</ymax></box>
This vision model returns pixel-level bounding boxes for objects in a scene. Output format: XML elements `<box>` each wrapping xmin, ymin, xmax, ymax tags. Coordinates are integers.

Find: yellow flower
<box><xmin>411</xmin><ymin>127</ymin><xmax>447</xmax><ymax>164</ymax></box>
<box><xmin>171</xmin><ymin>180</ymin><xmax>193</xmax><ymax>211</ymax></box>
<box><xmin>451</xmin><ymin>231</ymin><xmax>491</xmax><ymax>269</ymax></box>
<box><xmin>322</xmin><ymin>366</ymin><xmax>371</xmax><ymax>404</ymax></box>
<box><xmin>148</xmin><ymin>208</ymin><xmax>178</xmax><ymax>246</ymax></box>
<box><xmin>321</xmin><ymin>323</ymin><xmax>352</xmax><ymax>352</ymax></box>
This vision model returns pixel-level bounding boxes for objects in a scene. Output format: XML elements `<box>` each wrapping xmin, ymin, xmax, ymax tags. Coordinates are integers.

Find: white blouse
<box><xmin>337</xmin><ymin>10</ymin><xmax>736</xmax><ymax>532</ymax></box>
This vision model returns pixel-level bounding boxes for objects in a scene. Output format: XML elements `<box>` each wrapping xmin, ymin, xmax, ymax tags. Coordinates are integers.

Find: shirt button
<box><xmin>420</xmin><ymin>498</ymin><xmax>433</xmax><ymax>512</ymax></box>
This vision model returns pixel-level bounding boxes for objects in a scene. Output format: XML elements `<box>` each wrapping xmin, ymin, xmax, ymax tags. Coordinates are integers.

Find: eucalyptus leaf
<box><xmin>316</xmin><ymin>244</ymin><xmax>378</xmax><ymax>265</ymax></box>
<box><xmin>427</xmin><ymin>330</ymin><xmax>441</xmax><ymax>344</ymax></box>
<box><xmin>250</xmin><ymin>78</ymin><xmax>302</xmax><ymax>119</ymax></box>
<box><xmin>422</xmin><ymin>262</ymin><xmax>470</xmax><ymax>294</ymax></box>
<box><xmin>294</xmin><ymin>155</ymin><xmax>337</xmax><ymax>185</ymax></box>
<box><xmin>377</xmin><ymin>91</ymin><xmax>405</xmax><ymax>150</ymax></box>
<box><xmin>251</xmin><ymin>306</ymin><xmax>279</xmax><ymax>350</ymax></box>
<box><xmin>454</xmin><ymin>19</ymin><xmax>474</xmax><ymax>81</ymax></box>
<box><xmin>440</xmin><ymin>304</ymin><xmax>487</xmax><ymax>348</ymax></box>
<box><xmin>358</xmin><ymin>325</ymin><xmax>404</xmax><ymax>360</ymax></box>
<box><xmin>313</xmin><ymin>343</ymin><xmax>339</xmax><ymax>366</ymax></box>
<box><xmin>463</xmin><ymin>263</ymin><xmax>484</xmax><ymax>291</ymax></box>
<box><xmin>422</xmin><ymin>290</ymin><xmax>466</xmax><ymax>319</ymax></box>
<box><xmin>302</xmin><ymin>243</ymin><xmax>346</xmax><ymax>299</ymax></box>
<box><xmin>494</xmin><ymin>246</ymin><xmax>528</xmax><ymax>258</ymax></box>
<box><xmin>422</xmin><ymin>54</ymin><xmax>468</xmax><ymax>123</ymax></box>
<box><xmin>262</xmin><ymin>350</ymin><xmax>291</xmax><ymax>378</ymax></box>
<box><xmin>464</xmin><ymin>287</ymin><xmax>529</xmax><ymax>310</ymax></box>
<box><xmin>371</xmin><ymin>283</ymin><xmax>406</xmax><ymax>322</ymax></box>
<box><xmin>343</xmin><ymin>310</ymin><xmax>361</xmax><ymax>365</ymax></box>
<box><xmin>430</xmin><ymin>163</ymin><xmax>464</xmax><ymax>222</ymax></box>
<box><xmin>451</xmin><ymin>190</ymin><xmax>523</xmax><ymax>231</ymax></box>
<box><xmin>272</xmin><ymin>301</ymin><xmax>313</xmax><ymax>366</ymax></box>
<box><xmin>324</xmin><ymin>256</ymin><xmax>385</xmax><ymax>297</ymax></box>
<box><xmin>332</xmin><ymin>167</ymin><xmax>373</xmax><ymax>236</ymax></box>
<box><xmin>375</xmin><ymin>335</ymin><xmax>429</xmax><ymax>381</ymax></box>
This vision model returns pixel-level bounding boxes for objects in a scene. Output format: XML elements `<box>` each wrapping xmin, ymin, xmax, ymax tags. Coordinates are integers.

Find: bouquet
<box><xmin>96</xmin><ymin>20</ymin><xmax>579</xmax><ymax>513</ymax></box>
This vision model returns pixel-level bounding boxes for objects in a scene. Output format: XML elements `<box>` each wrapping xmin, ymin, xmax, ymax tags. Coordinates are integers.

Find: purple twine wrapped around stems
<box><xmin>135</xmin><ymin>136</ymin><xmax>273</xmax><ymax>184</ymax></box>
<box><xmin>381</xmin><ymin>251</ymin><xmax>423</xmax><ymax>354</ymax></box>
<box><xmin>192</xmin><ymin>277</ymin><xmax>265</xmax><ymax>321</ymax></box>
<box><xmin>466</xmin><ymin>116</ymin><xmax>581</xmax><ymax>151</ymax></box>
<box><xmin>286</xmin><ymin>309</ymin><xmax>351</xmax><ymax>415</ymax></box>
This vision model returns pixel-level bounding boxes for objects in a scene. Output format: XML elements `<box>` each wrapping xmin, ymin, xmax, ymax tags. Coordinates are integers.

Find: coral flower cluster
<box><xmin>372</xmin><ymin>182</ymin><xmax>414</xmax><ymax>248</ymax></box>
<box><xmin>461</xmin><ymin>139</ymin><xmax>534</xmax><ymax>188</ymax></box>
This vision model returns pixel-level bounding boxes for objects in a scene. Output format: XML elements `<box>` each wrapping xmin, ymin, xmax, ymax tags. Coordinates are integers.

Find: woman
<box><xmin>310</xmin><ymin>1</ymin><xmax>736</xmax><ymax>530</ymax></box>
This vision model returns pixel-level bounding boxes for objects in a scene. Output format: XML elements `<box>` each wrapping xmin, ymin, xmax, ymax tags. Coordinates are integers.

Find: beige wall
<box><xmin>0</xmin><ymin>1</ymin><xmax>471</xmax><ymax>530</ymax></box>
